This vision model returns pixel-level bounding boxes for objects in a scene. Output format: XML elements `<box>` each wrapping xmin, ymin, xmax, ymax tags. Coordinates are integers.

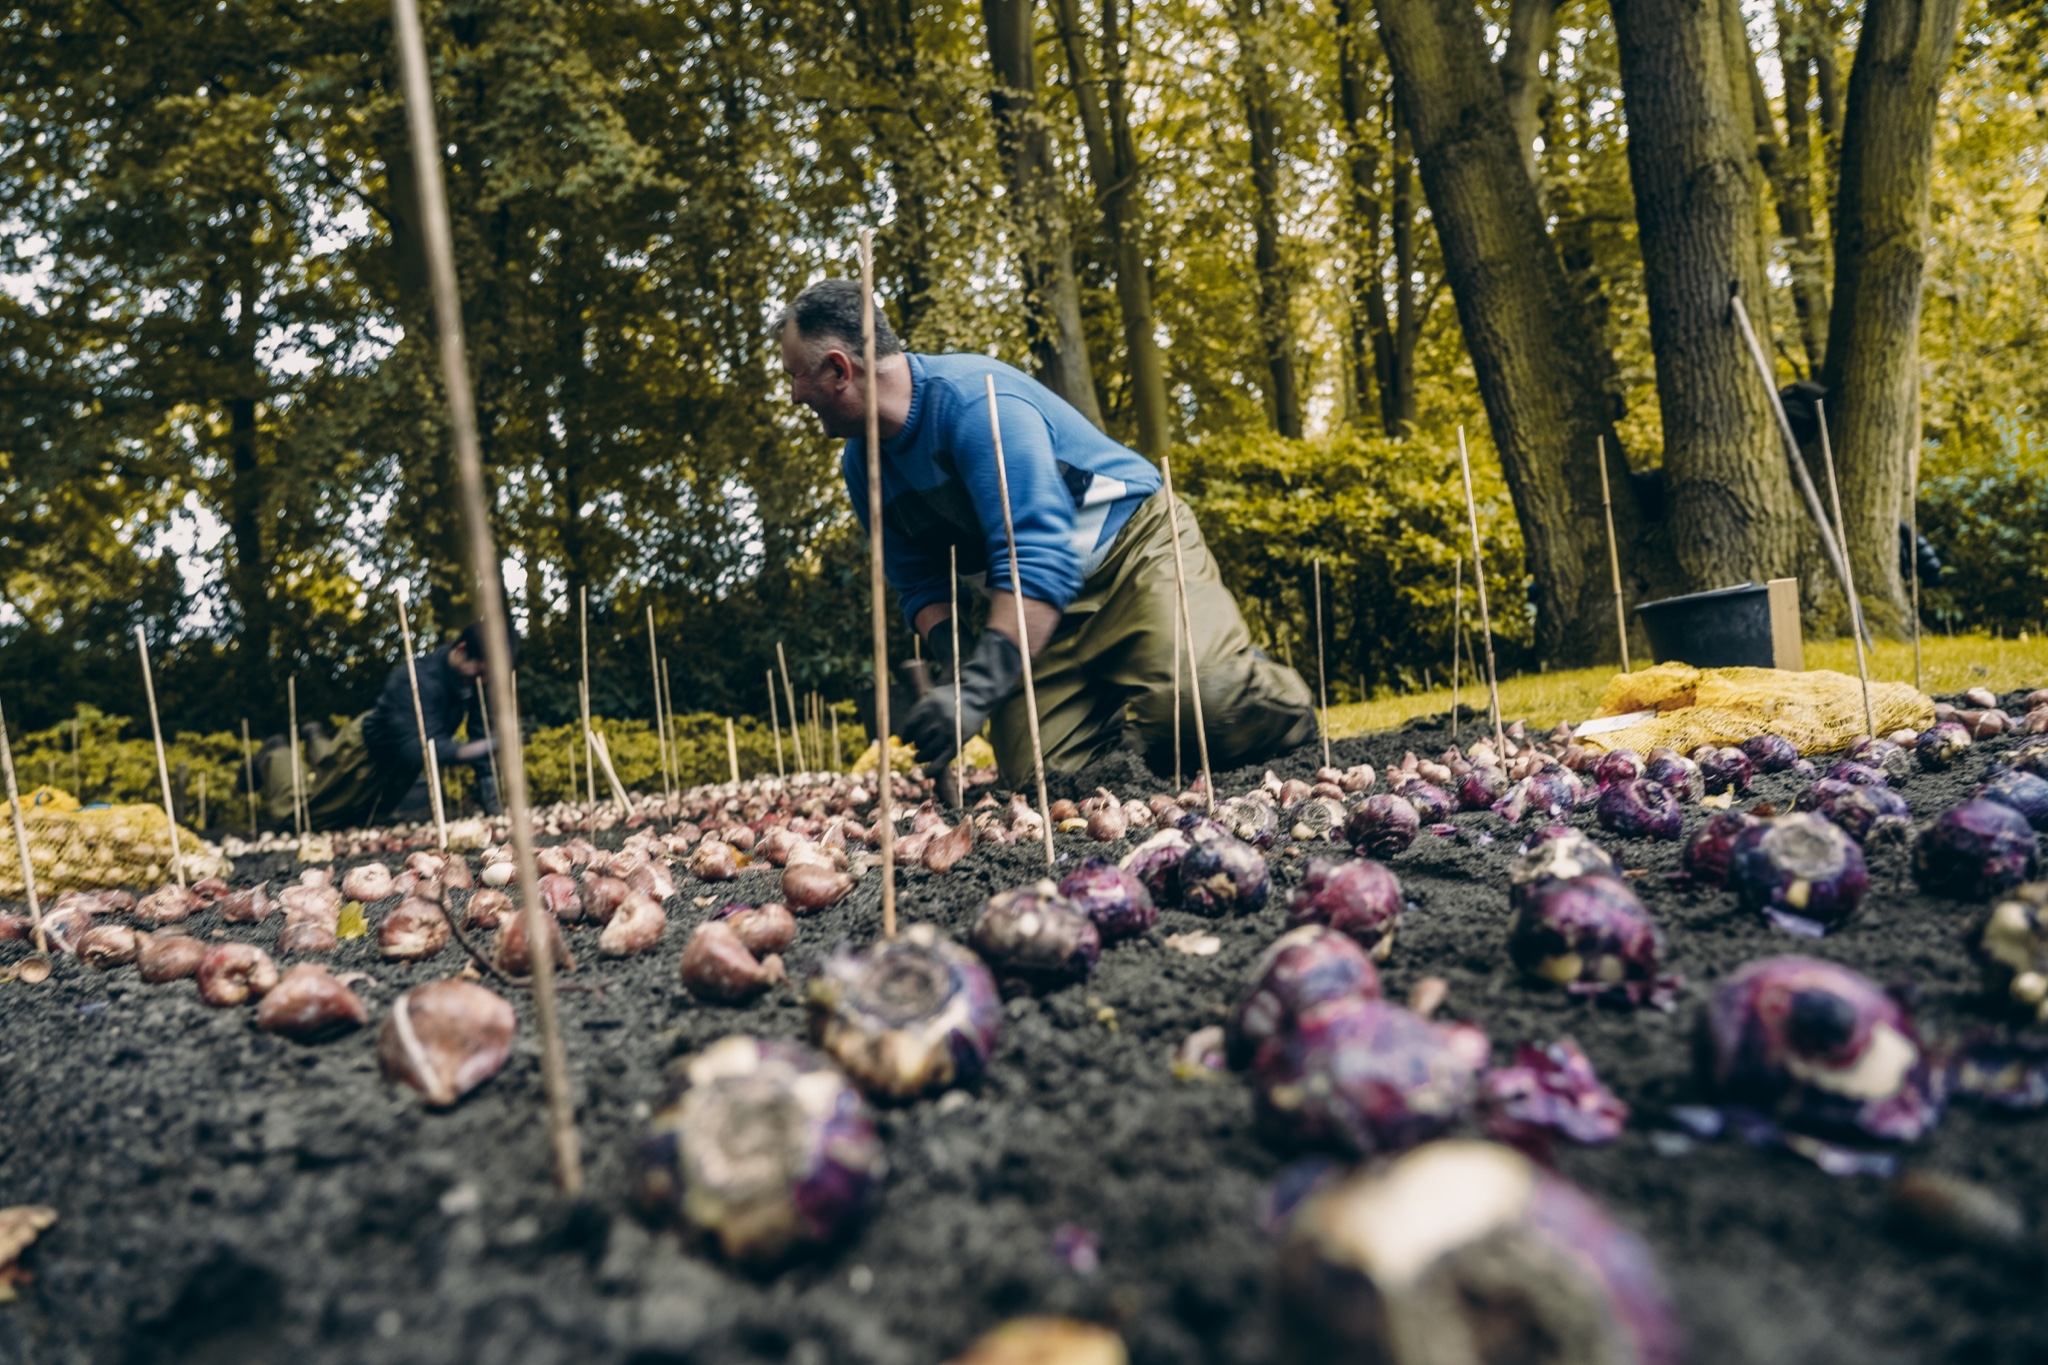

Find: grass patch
<box><xmin>1322</xmin><ymin>632</ymin><xmax>2048</xmax><ymax>740</ymax></box>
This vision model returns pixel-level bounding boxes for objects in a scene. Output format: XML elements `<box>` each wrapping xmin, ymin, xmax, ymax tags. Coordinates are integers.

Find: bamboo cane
<box><xmin>198</xmin><ymin>773</ymin><xmax>206</xmax><ymax>831</ymax></box>
<box><xmin>392</xmin><ymin>0</ymin><xmax>580</xmax><ymax>1196</ymax></box>
<box><xmin>578</xmin><ymin>585</ymin><xmax>595</xmax><ymax>812</ymax></box>
<box><xmin>726</xmin><ymin>715</ymin><xmax>741</xmax><ymax>785</ymax></box>
<box><xmin>1596</xmin><ymin>435</ymin><xmax>1631</xmax><ymax>673</ymax></box>
<box><xmin>286</xmin><ymin>676</ymin><xmax>305</xmax><ymax>839</ymax></box>
<box><xmin>1454</xmin><ymin>429</ymin><xmax>1507</xmax><ymax>756</ymax></box>
<box><xmin>0</xmin><ymin>698</ymin><xmax>49</xmax><ymax>957</ymax></box>
<box><xmin>1159</xmin><ymin>457</ymin><xmax>1214</xmax><ymax>808</ymax></box>
<box><xmin>133</xmin><ymin>626</ymin><xmax>187</xmax><ymax>886</ymax></box>
<box><xmin>831</xmin><ymin>707</ymin><xmax>841</xmax><ymax>774</ymax></box>
<box><xmin>394</xmin><ymin>582</ymin><xmax>450</xmax><ymax>849</ymax></box>
<box><xmin>1450</xmin><ymin>555</ymin><xmax>1463</xmax><ymax>743</ymax></box>
<box><xmin>778</xmin><ymin>642</ymin><xmax>805</xmax><ymax>774</ymax></box>
<box><xmin>767</xmin><ymin>672</ymin><xmax>785</xmax><ymax>778</ymax></box>
<box><xmin>951</xmin><ymin>543</ymin><xmax>965</xmax><ymax>805</ymax></box>
<box><xmin>1312</xmin><ymin>558</ymin><xmax>1330</xmax><ymax>769</ymax></box>
<box><xmin>474</xmin><ymin>673</ymin><xmax>501</xmax><ymax>807</ymax></box>
<box><xmin>1815</xmin><ymin>399</ymin><xmax>1877</xmax><ymax>737</ymax></box>
<box><xmin>70</xmin><ymin>718</ymin><xmax>81</xmax><ymax>801</ymax></box>
<box><xmin>1171</xmin><ymin>590</ymin><xmax>1183</xmax><ymax>791</ymax></box>
<box><xmin>984</xmin><ymin>374</ymin><xmax>1058</xmax><ymax>867</ymax></box>
<box><xmin>858</xmin><ymin>230</ymin><xmax>897</xmax><ymax>938</ymax></box>
<box><xmin>1908</xmin><ymin>452</ymin><xmax>1924</xmax><ymax>692</ymax></box>
<box><xmin>241</xmin><ymin>718</ymin><xmax>257</xmax><ymax>837</ymax></box>
<box><xmin>661</xmin><ymin>657</ymin><xmax>679</xmax><ymax>798</ymax></box>
<box><xmin>588</xmin><ymin>725</ymin><xmax>633</xmax><ymax>815</ymax></box>
<box><xmin>647</xmin><ymin>606</ymin><xmax>673</xmax><ymax>802</ymax></box>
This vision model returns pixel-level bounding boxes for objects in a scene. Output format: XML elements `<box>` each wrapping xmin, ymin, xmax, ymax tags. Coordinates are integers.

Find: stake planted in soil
<box><xmin>134</xmin><ymin>625</ymin><xmax>187</xmax><ymax>886</ymax></box>
<box><xmin>1597</xmin><ymin>435</ymin><xmax>1631</xmax><ymax>674</ymax></box>
<box><xmin>241</xmin><ymin>718</ymin><xmax>257</xmax><ymax>837</ymax></box>
<box><xmin>1160</xmin><ymin>457</ymin><xmax>1214</xmax><ymax>810</ymax></box>
<box><xmin>767</xmin><ymin>672</ymin><xmax>785</xmax><ymax>779</ymax></box>
<box><xmin>725</xmin><ymin>715</ymin><xmax>741</xmax><ymax>785</ymax></box>
<box><xmin>648</xmin><ymin>606</ymin><xmax>673</xmax><ymax>803</ymax></box>
<box><xmin>1454</xmin><ymin>428</ymin><xmax>1507</xmax><ymax>757</ymax></box>
<box><xmin>0</xmin><ymin>697</ymin><xmax>50</xmax><ymax>958</ymax></box>
<box><xmin>778</xmin><ymin>641</ymin><xmax>806</xmax><ymax>773</ymax></box>
<box><xmin>393</xmin><ymin>0</ymin><xmax>581</xmax><ymax>1195</ymax></box>
<box><xmin>859</xmin><ymin>230</ymin><xmax>897</xmax><ymax>938</ymax></box>
<box><xmin>1312</xmin><ymin>557</ymin><xmax>1330</xmax><ymax>770</ymax></box>
<box><xmin>588</xmin><ymin>724</ymin><xmax>634</xmax><ymax>816</ymax></box>
<box><xmin>661</xmin><ymin>657</ymin><xmax>679</xmax><ymax>797</ymax></box>
<box><xmin>951</xmin><ymin>543</ymin><xmax>966</xmax><ymax>807</ymax></box>
<box><xmin>1450</xmin><ymin>554</ymin><xmax>1463</xmax><ymax>743</ymax></box>
<box><xmin>578</xmin><ymin>585</ymin><xmax>595</xmax><ymax>813</ymax></box>
<box><xmin>1815</xmin><ymin>399</ymin><xmax>1877</xmax><ymax>738</ymax></box>
<box><xmin>394</xmin><ymin>581</ymin><xmax>449</xmax><ymax>850</ymax></box>
<box><xmin>287</xmin><ymin>674</ymin><xmax>306</xmax><ymax>840</ymax></box>
<box><xmin>1908</xmin><ymin>446</ymin><xmax>1924</xmax><ymax>691</ymax></box>
<box><xmin>985</xmin><ymin>374</ymin><xmax>1058</xmax><ymax>868</ymax></box>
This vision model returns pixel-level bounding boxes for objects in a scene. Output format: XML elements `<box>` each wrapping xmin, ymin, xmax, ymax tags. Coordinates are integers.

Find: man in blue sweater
<box><xmin>777</xmin><ymin>279</ymin><xmax>1315</xmax><ymax>783</ymax></box>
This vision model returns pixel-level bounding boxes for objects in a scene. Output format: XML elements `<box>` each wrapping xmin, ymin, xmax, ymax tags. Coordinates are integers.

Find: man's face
<box><xmin>780</xmin><ymin>327</ymin><xmax>867</xmax><ymax>440</ymax></box>
<box><xmin>448</xmin><ymin>643</ymin><xmax>487</xmax><ymax>679</ymax></box>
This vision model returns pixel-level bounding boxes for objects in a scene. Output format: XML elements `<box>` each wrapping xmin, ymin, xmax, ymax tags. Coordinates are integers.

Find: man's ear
<box><xmin>822</xmin><ymin>347</ymin><xmax>856</xmax><ymax>387</ymax></box>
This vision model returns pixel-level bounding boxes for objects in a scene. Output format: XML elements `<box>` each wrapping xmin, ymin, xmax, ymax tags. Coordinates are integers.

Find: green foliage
<box><xmin>1918</xmin><ymin>420</ymin><xmax>2048</xmax><ymax>635</ymax></box>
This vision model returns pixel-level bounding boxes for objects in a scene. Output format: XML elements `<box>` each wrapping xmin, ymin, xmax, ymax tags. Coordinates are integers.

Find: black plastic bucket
<box><xmin>1634</xmin><ymin>582</ymin><xmax>1777</xmax><ymax>669</ymax></box>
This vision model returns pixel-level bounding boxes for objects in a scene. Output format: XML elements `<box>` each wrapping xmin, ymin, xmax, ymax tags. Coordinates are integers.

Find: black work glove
<box><xmin>922</xmin><ymin>620</ymin><xmax>959</xmax><ymax>679</ymax></box>
<box><xmin>898</xmin><ymin>630</ymin><xmax>1023</xmax><ymax>767</ymax></box>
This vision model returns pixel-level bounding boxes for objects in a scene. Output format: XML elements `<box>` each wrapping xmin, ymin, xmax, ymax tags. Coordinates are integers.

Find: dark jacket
<box><xmin>360</xmin><ymin>643</ymin><xmax>483</xmax><ymax>771</ymax></box>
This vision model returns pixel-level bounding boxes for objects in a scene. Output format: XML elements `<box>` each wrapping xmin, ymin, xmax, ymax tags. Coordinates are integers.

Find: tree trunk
<box><xmin>1372</xmin><ymin>0</ymin><xmax>1678</xmax><ymax>665</ymax></box>
<box><xmin>1330</xmin><ymin>0</ymin><xmax>1390</xmax><ymax>432</ymax></box>
<box><xmin>1773</xmin><ymin>0</ymin><xmax>1831</xmax><ymax>370</ymax></box>
<box><xmin>1237</xmin><ymin>0</ymin><xmax>1302</xmax><ymax>438</ymax></box>
<box><xmin>1610</xmin><ymin>0</ymin><xmax>1814</xmax><ymax>601</ymax></box>
<box><xmin>1054</xmin><ymin>0</ymin><xmax>1170</xmax><ymax>455</ymax></box>
<box><xmin>1499</xmin><ymin>0</ymin><xmax>1560</xmax><ymax>190</ymax></box>
<box><xmin>984</xmin><ymin>0</ymin><xmax>1104</xmax><ymax>425</ymax></box>
<box><xmin>866</xmin><ymin>0</ymin><xmax>940</xmax><ymax>340</ymax></box>
<box><xmin>1386</xmin><ymin>116</ymin><xmax>1420</xmax><ymax>436</ymax></box>
<box><xmin>1822</xmin><ymin>0</ymin><xmax>1962</xmax><ymax>635</ymax></box>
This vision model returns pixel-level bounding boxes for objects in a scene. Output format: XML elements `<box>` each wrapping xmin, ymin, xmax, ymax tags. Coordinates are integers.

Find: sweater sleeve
<box><xmin>843</xmin><ymin>443</ymin><xmax>955</xmax><ymax>630</ymax></box>
<box><xmin>954</xmin><ymin>390</ymin><xmax>1082</xmax><ymax>610</ymax></box>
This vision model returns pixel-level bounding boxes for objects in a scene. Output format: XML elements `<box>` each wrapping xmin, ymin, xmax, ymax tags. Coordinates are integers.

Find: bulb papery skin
<box><xmin>1597</xmin><ymin>779</ymin><xmax>1685</xmax><ymax>841</ymax></box>
<box><xmin>378</xmin><ymin>979</ymin><xmax>516</xmax><ymax>1109</ymax></box>
<box><xmin>1701</xmin><ymin>955</ymin><xmax>1941</xmax><ymax>1142</ymax></box>
<box><xmin>1286</xmin><ymin>857</ymin><xmax>1405</xmax><ymax>960</ymax></box>
<box><xmin>1977</xmin><ymin>883</ymin><xmax>2048</xmax><ymax>1024</ymax></box>
<box><xmin>1799</xmin><ymin>781</ymin><xmax>1913</xmax><ymax>844</ymax></box>
<box><xmin>1287</xmin><ymin>796</ymin><xmax>1349</xmax><ymax>843</ymax></box>
<box><xmin>1528</xmin><ymin>768</ymin><xmax>1584</xmax><ymax>816</ymax></box>
<box><xmin>2009</xmin><ymin>737</ymin><xmax>2048</xmax><ymax>779</ymax></box>
<box><xmin>1507</xmin><ymin>874</ymin><xmax>1670</xmax><ymax>1007</ymax></box>
<box><xmin>256</xmin><ymin>962</ymin><xmax>370</xmax><ymax>1041</ymax></box>
<box><xmin>1641</xmin><ymin>752</ymin><xmax>1702</xmax><ymax>802</ymax></box>
<box><xmin>1218</xmin><ymin>796</ymin><xmax>1281</xmax><ymax>849</ymax></box>
<box><xmin>1457</xmin><ymin>767</ymin><xmax>1509</xmax><ymax>812</ymax></box>
<box><xmin>1824</xmin><ymin>761</ymin><xmax>1891</xmax><ymax>788</ymax></box>
<box><xmin>968</xmin><ymin>883</ymin><xmax>1102</xmax><ymax>992</ymax></box>
<box><xmin>1683</xmin><ymin>810</ymin><xmax>1762</xmax><ymax>885</ymax></box>
<box><xmin>1120</xmin><ymin>828</ymin><xmax>1192</xmax><ymax>906</ymax></box>
<box><xmin>1593</xmin><ymin>749</ymin><xmax>1644</xmax><ymax>789</ymax></box>
<box><xmin>1226</xmin><ymin>924</ymin><xmax>1382</xmax><ymax>1069</ymax></box>
<box><xmin>1250</xmin><ymin>998</ymin><xmax>1488</xmax><ymax>1156</ymax></box>
<box><xmin>1057</xmin><ymin>858</ymin><xmax>1157</xmax><ymax>941</ymax></box>
<box><xmin>806</xmin><ymin>923</ymin><xmax>1002</xmax><ymax>1100</ymax></box>
<box><xmin>1694</xmin><ymin>747</ymin><xmax>1755</xmax><ymax>796</ymax></box>
<box><xmin>1510</xmin><ymin>828</ymin><xmax>1621</xmax><ymax>908</ymax></box>
<box><xmin>1915</xmin><ymin>799</ymin><xmax>2041</xmax><ymax>900</ymax></box>
<box><xmin>636</xmin><ymin>1036</ymin><xmax>886</xmax><ymax>1267</ymax></box>
<box><xmin>1845</xmin><ymin>736</ymin><xmax>1914</xmax><ymax>783</ymax></box>
<box><xmin>1918</xmin><ymin>722</ymin><xmax>1974</xmax><ymax>770</ymax></box>
<box><xmin>1978</xmin><ymin>770</ymin><xmax>2048</xmax><ymax>832</ymax></box>
<box><xmin>1276</xmin><ymin>1141</ymin><xmax>1685</xmax><ymax>1365</ymax></box>
<box><xmin>1347</xmin><ymin>795</ymin><xmax>1421</xmax><ymax>858</ymax></box>
<box><xmin>1397</xmin><ymin>781</ymin><xmax>1455</xmax><ymax>824</ymax></box>
<box><xmin>1180</xmin><ymin>823</ymin><xmax>1272</xmax><ymax>916</ymax></box>
<box><xmin>1729</xmin><ymin>813</ymin><xmax>1870</xmax><ymax>932</ymax></box>
<box><xmin>1742</xmin><ymin>733</ymin><xmax>1801</xmax><ymax>774</ymax></box>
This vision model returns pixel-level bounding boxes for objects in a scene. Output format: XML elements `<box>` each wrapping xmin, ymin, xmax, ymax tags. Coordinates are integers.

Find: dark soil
<box><xmin>5</xmin><ymin>698</ymin><xmax>2048</xmax><ymax>1365</ymax></box>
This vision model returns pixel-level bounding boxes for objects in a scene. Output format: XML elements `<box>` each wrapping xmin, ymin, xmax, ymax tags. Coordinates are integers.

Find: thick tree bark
<box><xmin>1055</xmin><ymin>0</ymin><xmax>1170</xmax><ymax>455</ymax></box>
<box><xmin>1385</xmin><ymin>117</ymin><xmax>1420</xmax><ymax>436</ymax></box>
<box><xmin>1499</xmin><ymin>0</ymin><xmax>1560</xmax><ymax>190</ymax></box>
<box><xmin>225</xmin><ymin>278</ymin><xmax>274</xmax><ymax>721</ymax></box>
<box><xmin>865</xmin><ymin>0</ymin><xmax>940</xmax><ymax>340</ymax></box>
<box><xmin>1611</xmin><ymin>0</ymin><xmax>1815</xmax><ymax>600</ymax></box>
<box><xmin>1237</xmin><ymin>0</ymin><xmax>1301</xmax><ymax>437</ymax></box>
<box><xmin>1330</xmin><ymin>0</ymin><xmax>1389</xmax><ymax>431</ymax></box>
<box><xmin>984</xmin><ymin>0</ymin><xmax>1104</xmax><ymax>425</ymax></box>
<box><xmin>1773</xmin><ymin>0</ymin><xmax>1831</xmax><ymax>370</ymax></box>
<box><xmin>1372</xmin><ymin>0</ymin><xmax>1677</xmax><ymax>664</ymax></box>
<box><xmin>1823</xmin><ymin>0</ymin><xmax>1962</xmax><ymax>634</ymax></box>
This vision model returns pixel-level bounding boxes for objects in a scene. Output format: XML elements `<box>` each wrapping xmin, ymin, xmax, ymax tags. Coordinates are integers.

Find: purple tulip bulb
<box><xmin>1251</xmin><ymin>998</ymin><xmax>1488</xmax><ymax>1156</ymax></box>
<box><xmin>1694</xmin><ymin>746</ymin><xmax>1755</xmax><ymax>796</ymax></box>
<box><xmin>1592</xmin><ymin>749</ymin><xmax>1644</xmax><ymax>789</ymax></box>
<box><xmin>1641</xmin><ymin>751</ymin><xmax>1703</xmax><ymax>802</ymax></box>
<box><xmin>1597</xmin><ymin>779</ymin><xmax>1685</xmax><ymax>840</ymax></box>
<box><xmin>1701</xmin><ymin>955</ymin><xmax>1942</xmax><ymax>1142</ymax></box>
<box><xmin>1458</xmin><ymin>766</ymin><xmax>1509</xmax><ymax>812</ymax></box>
<box><xmin>1120</xmin><ymin>827</ymin><xmax>1191</xmax><ymax>906</ymax></box>
<box><xmin>1918</xmin><ymin>722</ymin><xmax>1974</xmax><ymax>770</ymax></box>
<box><xmin>1396</xmin><ymin>779</ymin><xmax>1455</xmax><ymax>823</ymax></box>
<box><xmin>637</xmin><ymin>1036</ymin><xmax>887</xmax><ymax>1265</ymax></box>
<box><xmin>1742</xmin><ymin>733</ymin><xmax>1801</xmax><ymax>773</ymax></box>
<box><xmin>1508</xmin><ymin>874</ymin><xmax>1672</xmax><ymax>1007</ymax></box>
<box><xmin>1729</xmin><ymin>813</ymin><xmax>1870</xmax><ymax>934</ymax></box>
<box><xmin>1978</xmin><ymin>769</ymin><xmax>2048</xmax><ymax>832</ymax></box>
<box><xmin>968</xmin><ymin>882</ymin><xmax>1102</xmax><ymax>992</ymax></box>
<box><xmin>1492</xmin><ymin>780</ymin><xmax>1532</xmax><ymax>824</ymax></box>
<box><xmin>1056</xmin><ymin>858</ymin><xmax>1157</xmax><ymax>941</ymax></box>
<box><xmin>1824</xmin><ymin>760</ymin><xmax>1891</xmax><ymax>788</ymax></box>
<box><xmin>806</xmin><ymin>924</ymin><xmax>1002</xmax><ymax>1099</ymax></box>
<box><xmin>1509</xmin><ymin>828</ymin><xmax>1621</xmax><ymax>909</ymax></box>
<box><xmin>1682</xmin><ymin>809</ymin><xmax>1762</xmax><ymax>885</ymax></box>
<box><xmin>1277</xmin><ymin>1142</ymin><xmax>1684</xmax><ymax>1365</ymax></box>
<box><xmin>1978</xmin><ymin>884</ymin><xmax>2048</xmax><ymax>1024</ymax></box>
<box><xmin>1286</xmin><ymin>857</ymin><xmax>1405</xmax><ymax>960</ymax></box>
<box><xmin>1525</xmin><ymin>768</ymin><xmax>1584</xmax><ymax>818</ymax></box>
<box><xmin>1287</xmin><ymin>795</ymin><xmax>1350</xmax><ymax>842</ymax></box>
<box><xmin>1180</xmin><ymin>823</ymin><xmax>1272</xmax><ymax>916</ymax></box>
<box><xmin>1347</xmin><ymin>794</ymin><xmax>1421</xmax><ymax>857</ymax></box>
<box><xmin>1227</xmin><ymin>924</ymin><xmax>1382</xmax><ymax>1068</ymax></box>
<box><xmin>1914</xmin><ymin>799</ymin><xmax>2040</xmax><ymax>900</ymax></box>
<box><xmin>1844</xmin><ymin>736</ymin><xmax>1914</xmax><ymax>783</ymax></box>
<box><xmin>2007</xmin><ymin>737</ymin><xmax>2048</xmax><ymax>780</ymax></box>
<box><xmin>1801</xmin><ymin>781</ymin><xmax>1912</xmax><ymax>845</ymax></box>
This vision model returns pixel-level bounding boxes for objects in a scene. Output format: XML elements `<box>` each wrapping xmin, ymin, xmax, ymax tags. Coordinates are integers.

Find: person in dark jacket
<box><xmin>257</xmin><ymin>621</ymin><xmax>510</xmax><ymax>831</ymax></box>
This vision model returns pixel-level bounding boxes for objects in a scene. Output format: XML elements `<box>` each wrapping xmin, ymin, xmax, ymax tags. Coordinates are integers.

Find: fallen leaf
<box><xmin>1165</xmin><ymin>933</ymin><xmax>1221</xmax><ymax>957</ymax></box>
<box><xmin>0</xmin><ymin>1206</ymin><xmax>56</xmax><ymax>1303</ymax></box>
<box><xmin>336</xmin><ymin>902</ymin><xmax>368</xmax><ymax>940</ymax></box>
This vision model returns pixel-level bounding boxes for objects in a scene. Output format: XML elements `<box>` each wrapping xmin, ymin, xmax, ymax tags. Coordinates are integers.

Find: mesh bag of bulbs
<box><xmin>0</xmin><ymin>786</ymin><xmax>228</xmax><ymax>896</ymax></box>
<box><xmin>1575</xmin><ymin>663</ymin><xmax>1934</xmax><ymax>757</ymax></box>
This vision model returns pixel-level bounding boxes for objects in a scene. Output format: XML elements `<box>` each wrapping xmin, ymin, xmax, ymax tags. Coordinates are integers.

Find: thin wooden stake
<box><xmin>726</xmin><ymin>715</ymin><xmax>741</xmax><ymax>785</ymax></box>
<box><xmin>951</xmin><ymin>543</ymin><xmax>965</xmax><ymax>804</ymax></box>
<box><xmin>394</xmin><ymin>582</ymin><xmax>450</xmax><ymax>850</ymax></box>
<box><xmin>777</xmin><ymin>642</ymin><xmax>805</xmax><ymax>773</ymax></box>
<box><xmin>1908</xmin><ymin>452</ymin><xmax>1924</xmax><ymax>692</ymax></box>
<box><xmin>578</xmin><ymin>585</ymin><xmax>595</xmax><ymax>811</ymax></box>
<box><xmin>830</xmin><ymin>707</ymin><xmax>841</xmax><ymax>774</ymax></box>
<box><xmin>1815</xmin><ymin>399</ymin><xmax>1877</xmax><ymax>737</ymax></box>
<box><xmin>1596</xmin><ymin>435</ymin><xmax>1631</xmax><ymax>673</ymax></box>
<box><xmin>287</xmin><ymin>676</ymin><xmax>306</xmax><ymax>839</ymax></box>
<box><xmin>70</xmin><ymin>718</ymin><xmax>81</xmax><ymax>801</ymax></box>
<box><xmin>588</xmin><ymin>725</ymin><xmax>633</xmax><ymax>815</ymax></box>
<box><xmin>661</xmin><ymin>657</ymin><xmax>679</xmax><ymax>798</ymax></box>
<box><xmin>197</xmin><ymin>773</ymin><xmax>206</xmax><ymax>831</ymax></box>
<box><xmin>985</xmin><ymin>374</ymin><xmax>1058</xmax><ymax>867</ymax></box>
<box><xmin>392</xmin><ymin>0</ymin><xmax>580</xmax><ymax>1196</ymax></box>
<box><xmin>241</xmin><ymin>718</ymin><xmax>257</xmax><ymax>837</ymax></box>
<box><xmin>1171</xmin><ymin>587</ymin><xmax>1183</xmax><ymax>791</ymax></box>
<box><xmin>1312</xmin><ymin>558</ymin><xmax>1330</xmax><ymax>769</ymax></box>
<box><xmin>1160</xmin><ymin>457</ymin><xmax>1214</xmax><ymax>808</ymax></box>
<box><xmin>647</xmin><ymin>606</ymin><xmax>673</xmax><ymax>803</ymax></box>
<box><xmin>1450</xmin><ymin>555</ymin><xmax>1463</xmax><ymax>742</ymax></box>
<box><xmin>0</xmin><ymin>698</ymin><xmax>49</xmax><ymax>956</ymax></box>
<box><xmin>1454</xmin><ymin>428</ymin><xmax>1506</xmax><ymax>756</ymax></box>
<box><xmin>475</xmin><ymin>673</ymin><xmax>501</xmax><ymax>804</ymax></box>
<box><xmin>767</xmin><ymin>672</ymin><xmax>785</xmax><ymax>778</ymax></box>
<box><xmin>858</xmin><ymin>231</ymin><xmax>898</xmax><ymax>937</ymax></box>
<box><xmin>134</xmin><ymin>625</ymin><xmax>187</xmax><ymax>887</ymax></box>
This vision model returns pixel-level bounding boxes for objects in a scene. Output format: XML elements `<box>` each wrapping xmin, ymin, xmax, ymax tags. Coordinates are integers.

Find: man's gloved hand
<box><xmin>922</xmin><ymin>619</ymin><xmax>959</xmax><ymax>679</ymax></box>
<box><xmin>898</xmin><ymin>630</ymin><xmax>1023</xmax><ymax>766</ymax></box>
<box><xmin>455</xmin><ymin>736</ymin><xmax>497</xmax><ymax>763</ymax></box>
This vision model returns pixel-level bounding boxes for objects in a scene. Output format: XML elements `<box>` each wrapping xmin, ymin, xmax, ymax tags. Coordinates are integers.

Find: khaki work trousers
<box><xmin>988</xmin><ymin>492</ymin><xmax>1316</xmax><ymax>784</ymax></box>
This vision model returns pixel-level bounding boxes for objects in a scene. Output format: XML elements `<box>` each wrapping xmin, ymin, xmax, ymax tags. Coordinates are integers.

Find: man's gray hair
<box><xmin>772</xmin><ymin>278</ymin><xmax>904</xmax><ymax>359</ymax></box>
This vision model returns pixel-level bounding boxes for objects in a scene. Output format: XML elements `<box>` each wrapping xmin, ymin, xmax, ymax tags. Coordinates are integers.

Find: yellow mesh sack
<box><xmin>1576</xmin><ymin>663</ymin><xmax>1935</xmax><ymax>757</ymax></box>
<box><xmin>0</xmin><ymin>787</ymin><xmax>227</xmax><ymax>896</ymax></box>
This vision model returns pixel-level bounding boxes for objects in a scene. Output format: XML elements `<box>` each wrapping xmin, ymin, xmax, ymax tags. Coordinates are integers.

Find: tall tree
<box><xmin>1823</xmin><ymin>0</ymin><xmax>1964</xmax><ymax>632</ymax></box>
<box><xmin>1371</xmin><ymin>0</ymin><xmax>1675</xmax><ymax>663</ymax></box>
<box><xmin>1237</xmin><ymin>0</ymin><xmax>1303</xmax><ymax>437</ymax></box>
<box><xmin>984</xmin><ymin>0</ymin><xmax>1105</xmax><ymax>424</ymax></box>
<box><xmin>1499</xmin><ymin>0</ymin><xmax>1561</xmax><ymax>189</ymax></box>
<box><xmin>1771</xmin><ymin>0</ymin><xmax>1833</xmax><ymax>371</ymax></box>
